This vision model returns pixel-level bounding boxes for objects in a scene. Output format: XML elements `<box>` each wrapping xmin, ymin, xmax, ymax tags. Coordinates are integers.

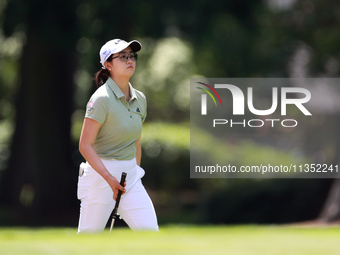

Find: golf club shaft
<box><xmin>109</xmin><ymin>172</ymin><xmax>127</xmax><ymax>233</ymax></box>
<box><xmin>110</xmin><ymin>217</ymin><xmax>115</xmax><ymax>232</ymax></box>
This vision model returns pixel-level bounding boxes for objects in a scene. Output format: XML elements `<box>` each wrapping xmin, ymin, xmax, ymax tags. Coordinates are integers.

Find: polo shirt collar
<box><xmin>107</xmin><ymin>77</ymin><xmax>137</xmax><ymax>101</ymax></box>
<box><xmin>129</xmin><ymin>83</ymin><xmax>137</xmax><ymax>100</ymax></box>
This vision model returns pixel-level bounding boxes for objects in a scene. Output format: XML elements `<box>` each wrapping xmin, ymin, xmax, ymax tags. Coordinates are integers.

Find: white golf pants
<box><xmin>77</xmin><ymin>158</ymin><xmax>159</xmax><ymax>233</ymax></box>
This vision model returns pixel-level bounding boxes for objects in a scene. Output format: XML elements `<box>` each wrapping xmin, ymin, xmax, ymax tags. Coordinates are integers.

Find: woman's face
<box><xmin>106</xmin><ymin>47</ymin><xmax>136</xmax><ymax>79</ymax></box>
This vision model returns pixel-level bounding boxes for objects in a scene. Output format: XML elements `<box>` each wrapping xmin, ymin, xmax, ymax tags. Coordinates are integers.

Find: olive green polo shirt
<box><xmin>85</xmin><ymin>77</ymin><xmax>147</xmax><ymax>160</ymax></box>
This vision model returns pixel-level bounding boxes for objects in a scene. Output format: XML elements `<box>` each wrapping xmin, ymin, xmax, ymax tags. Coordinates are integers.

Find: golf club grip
<box><xmin>113</xmin><ymin>172</ymin><xmax>127</xmax><ymax>213</ymax></box>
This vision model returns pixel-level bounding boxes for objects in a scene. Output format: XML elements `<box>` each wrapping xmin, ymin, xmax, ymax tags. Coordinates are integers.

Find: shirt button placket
<box><xmin>127</xmin><ymin>105</ymin><xmax>132</xmax><ymax>118</ymax></box>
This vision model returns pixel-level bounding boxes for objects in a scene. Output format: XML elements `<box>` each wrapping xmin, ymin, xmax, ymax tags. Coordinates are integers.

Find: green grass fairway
<box><xmin>0</xmin><ymin>225</ymin><xmax>339</xmax><ymax>255</ymax></box>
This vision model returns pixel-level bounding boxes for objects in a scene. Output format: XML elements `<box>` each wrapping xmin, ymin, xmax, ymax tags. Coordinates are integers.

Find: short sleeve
<box><xmin>85</xmin><ymin>94</ymin><xmax>108</xmax><ymax>124</ymax></box>
<box><xmin>142</xmin><ymin>95</ymin><xmax>147</xmax><ymax>123</ymax></box>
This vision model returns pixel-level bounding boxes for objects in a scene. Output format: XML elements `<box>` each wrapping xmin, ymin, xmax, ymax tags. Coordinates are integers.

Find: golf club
<box><xmin>109</xmin><ymin>172</ymin><xmax>127</xmax><ymax>233</ymax></box>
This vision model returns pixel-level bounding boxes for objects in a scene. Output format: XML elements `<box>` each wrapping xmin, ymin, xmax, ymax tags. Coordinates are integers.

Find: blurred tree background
<box><xmin>0</xmin><ymin>0</ymin><xmax>339</xmax><ymax>226</ymax></box>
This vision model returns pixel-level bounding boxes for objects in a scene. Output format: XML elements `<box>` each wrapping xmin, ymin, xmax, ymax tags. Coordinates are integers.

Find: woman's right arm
<box><xmin>79</xmin><ymin>117</ymin><xmax>125</xmax><ymax>200</ymax></box>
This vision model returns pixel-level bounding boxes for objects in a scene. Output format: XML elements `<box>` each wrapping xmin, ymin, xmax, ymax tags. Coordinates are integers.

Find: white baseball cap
<box><xmin>99</xmin><ymin>39</ymin><xmax>142</xmax><ymax>67</ymax></box>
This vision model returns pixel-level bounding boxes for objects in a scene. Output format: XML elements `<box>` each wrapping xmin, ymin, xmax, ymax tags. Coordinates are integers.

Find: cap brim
<box><xmin>127</xmin><ymin>40</ymin><xmax>142</xmax><ymax>52</ymax></box>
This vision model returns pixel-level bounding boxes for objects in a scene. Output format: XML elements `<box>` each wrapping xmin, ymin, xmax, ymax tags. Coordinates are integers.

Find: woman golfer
<box><xmin>77</xmin><ymin>39</ymin><xmax>159</xmax><ymax>233</ymax></box>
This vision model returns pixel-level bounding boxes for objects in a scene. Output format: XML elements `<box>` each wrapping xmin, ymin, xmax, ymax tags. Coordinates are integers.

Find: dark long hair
<box><xmin>95</xmin><ymin>55</ymin><xmax>113</xmax><ymax>88</ymax></box>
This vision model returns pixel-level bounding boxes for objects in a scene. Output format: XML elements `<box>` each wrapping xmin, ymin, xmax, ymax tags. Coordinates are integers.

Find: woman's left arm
<box><xmin>135</xmin><ymin>135</ymin><xmax>142</xmax><ymax>166</ymax></box>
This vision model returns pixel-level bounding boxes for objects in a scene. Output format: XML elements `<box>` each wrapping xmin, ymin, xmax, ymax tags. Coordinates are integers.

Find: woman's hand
<box><xmin>105</xmin><ymin>174</ymin><xmax>126</xmax><ymax>201</ymax></box>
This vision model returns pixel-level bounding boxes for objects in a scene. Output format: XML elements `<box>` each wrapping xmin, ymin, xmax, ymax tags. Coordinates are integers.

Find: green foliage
<box><xmin>140</xmin><ymin>122</ymin><xmax>317</xmax><ymax>225</ymax></box>
<box><xmin>0</xmin><ymin>120</ymin><xmax>12</xmax><ymax>170</ymax></box>
<box><xmin>191</xmin><ymin>127</ymin><xmax>309</xmax><ymax>177</ymax></box>
<box><xmin>205</xmin><ymin>179</ymin><xmax>332</xmax><ymax>224</ymax></box>
<box><xmin>140</xmin><ymin>122</ymin><xmax>190</xmax><ymax>190</ymax></box>
<box><xmin>142</xmin><ymin>122</ymin><xmax>190</xmax><ymax>150</ymax></box>
<box><xmin>133</xmin><ymin>37</ymin><xmax>194</xmax><ymax>122</ymax></box>
<box><xmin>0</xmin><ymin>1</ymin><xmax>24</xmax><ymax>173</ymax></box>
<box><xmin>2</xmin><ymin>0</ymin><xmax>340</xmax><ymax>226</ymax></box>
